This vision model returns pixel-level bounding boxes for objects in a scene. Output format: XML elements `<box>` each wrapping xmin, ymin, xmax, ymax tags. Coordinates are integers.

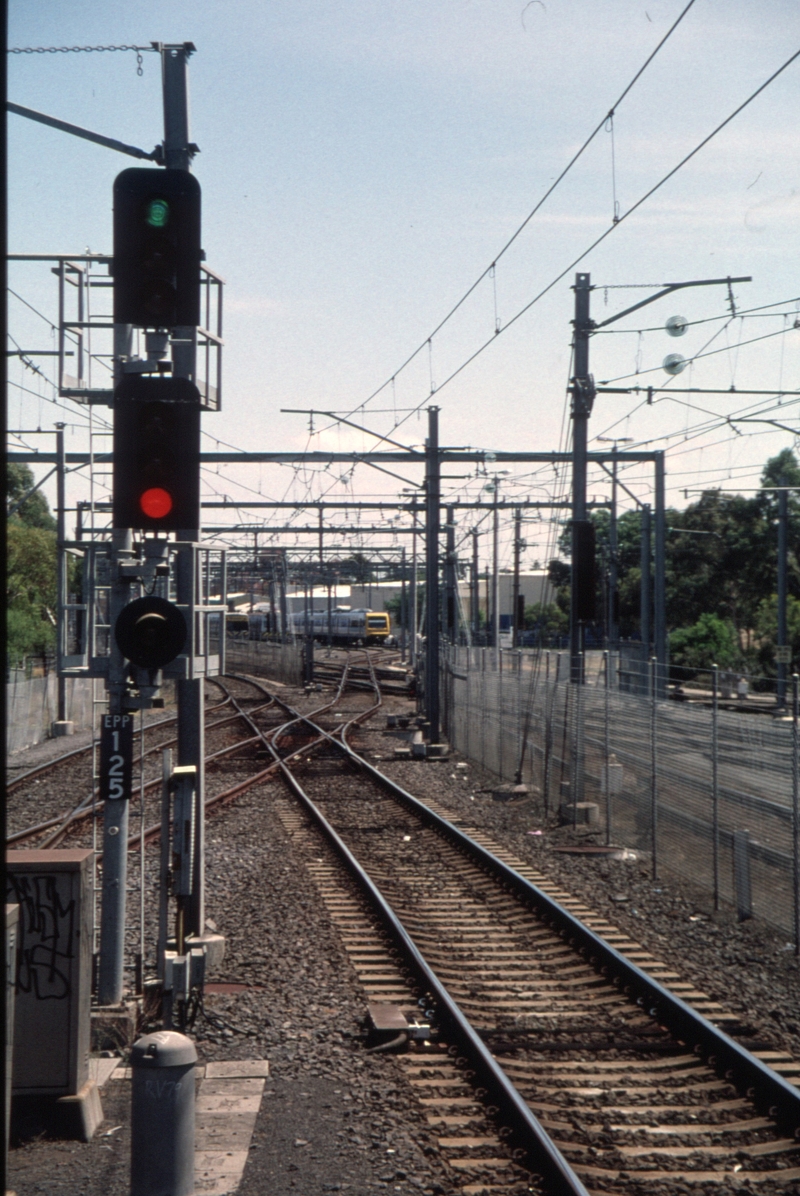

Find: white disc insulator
<box><xmin>666</xmin><ymin>315</ymin><xmax>688</xmax><ymax>337</ymax></box>
<box><xmin>663</xmin><ymin>353</ymin><xmax>687</xmax><ymax>375</ymax></box>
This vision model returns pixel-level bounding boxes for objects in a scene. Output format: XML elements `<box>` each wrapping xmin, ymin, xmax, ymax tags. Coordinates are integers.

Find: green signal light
<box><xmin>145</xmin><ymin>198</ymin><xmax>170</xmax><ymax>228</ymax></box>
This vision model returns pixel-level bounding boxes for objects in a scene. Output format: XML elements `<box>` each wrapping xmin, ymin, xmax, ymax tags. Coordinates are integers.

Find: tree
<box><xmin>523</xmin><ymin>601</ymin><xmax>568</xmax><ymax>643</ymax></box>
<box><xmin>753</xmin><ymin>594</ymin><xmax>800</xmax><ymax>675</ymax></box>
<box><xmin>7</xmin><ymin>463</ymin><xmax>56</xmax><ymax>531</ymax></box>
<box><xmin>7</xmin><ymin>520</ymin><xmax>57</xmax><ymax>666</ymax></box>
<box><xmin>669</xmin><ymin>613</ymin><xmax>740</xmax><ymax>677</ymax></box>
<box><xmin>6</xmin><ymin>464</ymin><xmax>58</xmax><ymax>666</ymax></box>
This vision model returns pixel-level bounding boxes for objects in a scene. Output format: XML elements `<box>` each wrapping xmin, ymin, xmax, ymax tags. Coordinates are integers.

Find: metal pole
<box><xmin>303</xmin><ymin>578</ymin><xmax>311</xmax><ymax>682</ymax></box>
<box><xmin>425</xmin><ymin>407</ymin><xmax>441</xmax><ymax>743</ymax></box>
<box><xmin>570</xmin><ymin>272</ymin><xmax>593</xmax><ymax>685</ymax></box>
<box><xmin>410</xmin><ymin>502</ymin><xmax>418</xmax><ymax>670</ymax></box>
<box><xmin>650</xmin><ymin>655</ymin><xmax>658</xmax><ymax>880</ymax></box>
<box><xmin>712</xmin><ymin>663</ymin><xmax>720</xmax><ymax>911</ymax></box>
<box><xmin>543</xmin><ymin>651</ymin><xmax>552</xmax><ymax>816</ymax></box>
<box><xmin>793</xmin><ymin>674</ymin><xmax>799</xmax><ymax>956</ymax></box>
<box><xmin>654</xmin><ymin>452</ymin><xmax>667</xmax><ymax>698</ymax></box>
<box><xmin>157</xmin><ymin>749</ymin><xmax>172</xmax><ymax>981</ymax></box>
<box><xmin>484</xmin><ymin>569</ymin><xmax>490</xmax><ymax>646</ymax></box>
<box><xmin>777</xmin><ymin>485</ymin><xmax>788</xmax><ymax>710</ymax></box>
<box><xmin>512</xmin><ymin>508</ymin><xmax>521</xmax><ymax>650</ymax></box>
<box><xmin>162</xmin><ymin>43</ymin><xmax>206</xmax><ymax>943</ymax></box>
<box><xmin>609</xmin><ymin>451</ymin><xmax>619</xmax><ymax>653</ymax></box>
<box><xmin>574</xmin><ymin>652</ymin><xmax>585</xmax><ymax>810</ymax></box>
<box><xmin>472</xmin><ymin>530</ymin><xmax>480</xmax><ymax>643</ymax></box>
<box><xmin>492</xmin><ymin>486</ymin><xmax>500</xmax><ymax>651</ymax></box>
<box><xmin>279</xmin><ymin>555</ymin><xmax>288</xmax><ymax>642</ymax></box>
<box><xmin>445</xmin><ymin>506</ymin><xmax>456</xmax><ymax>643</ymax></box>
<box><xmin>327</xmin><ymin>578</ymin><xmax>332</xmax><ymax>653</ymax></box>
<box><xmin>176</xmin><ymin>548</ymin><xmax>205</xmax><ymax>942</ymax></box>
<box><xmin>604</xmin><ymin>650</ymin><xmax>611</xmax><ymax>845</ymax></box>
<box><xmin>55</xmin><ymin>423</ymin><xmax>67</xmax><ymax>723</ymax></box>
<box><xmin>97</xmin><ymin>529</ymin><xmax>133</xmax><ymax>1006</ymax></box>
<box><xmin>400</xmin><ymin>547</ymin><xmax>407</xmax><ymax>662</ymax></box>
<box><xmin>640</xmin><ymin>504</ymin><xmax>651</xmax><ymax>695</ymax></box>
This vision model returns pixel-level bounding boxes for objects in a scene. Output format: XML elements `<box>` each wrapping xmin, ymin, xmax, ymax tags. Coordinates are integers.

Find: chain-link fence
<box><xmin>443</xmin><ymin>645</ymin><xmax>800</xmax><ymax>945</ymax></box>
<box><xmin>224</xmin><ymin>637</ymin><xmax>304</xmax><ymax>687</ymax></box>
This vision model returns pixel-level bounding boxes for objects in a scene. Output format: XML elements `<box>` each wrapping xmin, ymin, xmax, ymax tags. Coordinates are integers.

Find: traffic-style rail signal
<box><xmin>113</xmin><ymin>376</ymin><xmax>201</xmax><ymax>532</ymax></box>
<box><xmin>113</xmin><ymin>167</ymin><xmax>201</xmax><ymax>328</ymax></box>
<box><xmin>114</xmin><ymin>595</ymin><xmax>188</xmax><ymax>670</ymax></box>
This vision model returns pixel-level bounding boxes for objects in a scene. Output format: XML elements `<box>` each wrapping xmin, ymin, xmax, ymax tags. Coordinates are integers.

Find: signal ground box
<box><xmin>6</xmin><ymin>849</ymin><xmax>93</xmax><ymax>1097</ymax></box>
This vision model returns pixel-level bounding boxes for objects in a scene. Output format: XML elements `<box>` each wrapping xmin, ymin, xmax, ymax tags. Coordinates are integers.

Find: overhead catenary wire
<box><xmin>312</xmin><ymin>0</ymin><xmax>699</xmax><ymax>440</ymax></box>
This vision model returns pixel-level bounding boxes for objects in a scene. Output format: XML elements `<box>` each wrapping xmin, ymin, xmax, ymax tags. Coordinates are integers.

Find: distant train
<box><xmin>226</xmin><ymin>607</ymin><xmax>391</xmax><ymax>646</ymax></box>
<box><xmin>287</xmin><ymin>607</ymin><xmax>391</xmax><ymax>646</ymax></box>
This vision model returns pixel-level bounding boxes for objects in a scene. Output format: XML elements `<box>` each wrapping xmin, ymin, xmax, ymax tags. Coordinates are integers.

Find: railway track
<box><xmin>9</xmin><ymin>659</ymin><xmax>800</xmax><ymax>1189</ymax></box>
<box><xmin>225</xmin><ymin>655</ymin><xmax>800</xmax><ymax>1193</ymax></box>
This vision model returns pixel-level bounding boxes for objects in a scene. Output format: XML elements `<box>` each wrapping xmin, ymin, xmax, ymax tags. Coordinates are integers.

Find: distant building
<box><xmin>458</xmin><ymin>571</ymin><xmax>555</xmax><ymax>630</ymax></box>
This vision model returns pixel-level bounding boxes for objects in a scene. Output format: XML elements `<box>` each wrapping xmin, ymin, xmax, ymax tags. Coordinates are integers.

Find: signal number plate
<box><xmin>100</xmin><ymin>714</ymin><xmax>134</xmax><ymax>801</ymax></box>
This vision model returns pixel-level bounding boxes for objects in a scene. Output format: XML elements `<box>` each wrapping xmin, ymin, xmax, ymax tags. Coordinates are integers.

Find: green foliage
<box><xmin>6</xmin><ymin>518</ymin><xmax>57</xmax><ymax>667</ymax></box>
<box><xmin>547</xmin><ymin>449</ymin><xmax>800</xmax><ymax>652</ymax></box>
<box><xmin>754</xmin><ymin>594</ymin><xmax>800</xmax><ymax>674</ymax></box>
<box><xmin>7</xmin><ymin>463</ymin><xmax>57</xmax><ymax>530</ymax></box>
<box><xmin>523</xmin><ymin>602</ymin><xmax>568</xmax><ymax>635</ymax></box>
<box><xmin>669</xmin><ymin>613</ymin><xmax>740</xmax><ymax>674</ymax></box>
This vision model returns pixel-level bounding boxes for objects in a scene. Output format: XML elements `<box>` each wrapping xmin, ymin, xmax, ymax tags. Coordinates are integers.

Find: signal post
<box><xmin>99</xmin><ymin>44</ymin><xmax>218</xmax><ymax>1011</ymax></box>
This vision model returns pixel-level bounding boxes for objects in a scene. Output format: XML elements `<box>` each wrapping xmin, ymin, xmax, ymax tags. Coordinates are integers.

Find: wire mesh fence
<box><xmin>5</xmin><ymin>673</ymin><xmax>95</xmax><ymax>754</ymax></box>
<box><xmin>443</xmin><ymin>645</ymin><xmax>800</xmax><ymax>946</ymax></box>
<box><xmin>224</xmin><ymin>636</ymin><xmax>304</xmax><ymax>687</ymax></box>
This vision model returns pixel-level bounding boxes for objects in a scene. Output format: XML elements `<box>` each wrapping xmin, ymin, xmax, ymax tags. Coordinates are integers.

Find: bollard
<box><xmin>131</xmin><ymin>1030</ymin><xmax>197</xmax><ymax>1196</ymax></box>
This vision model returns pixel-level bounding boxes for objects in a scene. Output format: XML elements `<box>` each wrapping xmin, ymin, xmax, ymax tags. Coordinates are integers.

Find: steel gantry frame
<box><xmin>13</xmin><ymin>437</ymin><xmax>666</xmax><ymax>737</ymax></box>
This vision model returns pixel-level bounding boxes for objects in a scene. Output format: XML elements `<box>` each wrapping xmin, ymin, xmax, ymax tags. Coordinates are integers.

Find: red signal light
<box><xmin>140</xmin><ymin>487</ymin><xmax>173</xmax><ymax>520</ymax></box>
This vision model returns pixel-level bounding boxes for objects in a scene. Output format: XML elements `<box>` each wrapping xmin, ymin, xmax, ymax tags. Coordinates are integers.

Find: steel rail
<box><xmin>242</xmin><ymin>655</ymin><xmax>800</xmax><ymax>1132</ymax></box>
<box><xmin>260</xmin><ymin>653</ymin><xmax>589</xmax><ymax>1195</ymax></box>
<box><xmin>6</xmin><ymin>697</ymin><xmax>233</xmax><ymax>794</ymax></box>
<box><xmin>125</xmin><ymin>664</ymin><xmax>355</xmax><ymax>851</ymax></box>
<box><xmin>329</xmin><ymin>728</ymin><xmax>800</xmax><ymax>1134</ymax></box>
<box><xmin>8</xmin><ymin>698</ymin><xmax>277</xmax><ymax>848</ymax></box>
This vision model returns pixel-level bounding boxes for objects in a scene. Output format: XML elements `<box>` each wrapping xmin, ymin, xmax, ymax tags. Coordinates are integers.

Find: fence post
<box><xmin>793</xmin><ymin>674</ymin><xmax>799</xmax><ymax>956</ymax></box>
<box><xmin>650</xmin><ymin>655</ymin><xmax>658</xmax><ymax>880</ymax></box>
<box><xmin>733</xmin><ymin>830</ymin><xmax>753</xmax><ymax>921</ymax></box>
<box><xmin>712</xmin><ymin>663</ymin><xmax>720</xmax><ymax>911</ymax></box>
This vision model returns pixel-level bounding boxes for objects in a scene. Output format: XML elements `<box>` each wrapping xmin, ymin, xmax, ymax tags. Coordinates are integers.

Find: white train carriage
<box><xmin>287</xmin><ymin>607</ymin><xmax>390</xmax><ymax>645</ymax></box>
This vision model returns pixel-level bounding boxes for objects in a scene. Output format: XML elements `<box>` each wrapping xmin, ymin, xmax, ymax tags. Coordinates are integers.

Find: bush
<box><xmin>669</xmin><ymin>613</ymin><xmax>740</xmax><ymax>677</ymax></box>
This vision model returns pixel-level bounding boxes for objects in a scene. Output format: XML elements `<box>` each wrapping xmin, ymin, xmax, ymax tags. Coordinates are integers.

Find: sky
<box><xmin>7</xmin><ymin>1</ymin><xmax>800</xmax><ymax>573</ymax></box>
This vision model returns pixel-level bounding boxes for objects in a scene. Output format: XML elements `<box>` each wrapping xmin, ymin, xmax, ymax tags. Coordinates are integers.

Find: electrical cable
<box><xmin>314</xmin><ymin>0</ymin><xmax>699</xmax><ymax>439</ymax></box>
